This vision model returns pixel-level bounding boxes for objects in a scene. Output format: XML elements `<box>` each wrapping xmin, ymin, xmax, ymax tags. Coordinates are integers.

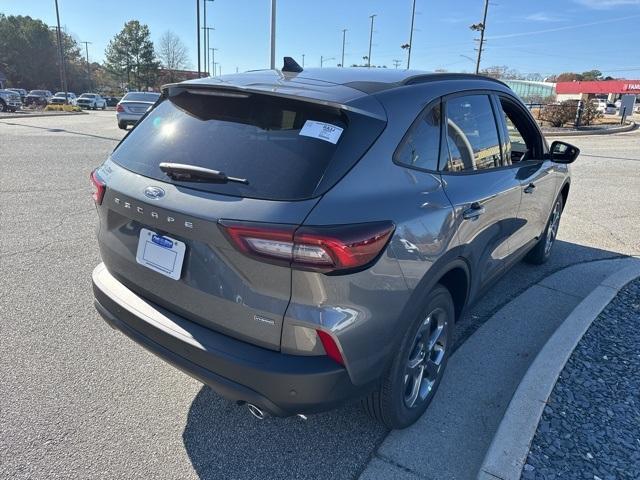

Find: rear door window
<box><xmin>110</xmin><ymin>89</ymin><xmax>383</xmax><ymax>201</ymax></box>
<box><xmin>442</xmin><ymin>94</ymin><xmax>502</xmax><ymax>172</ymax></box>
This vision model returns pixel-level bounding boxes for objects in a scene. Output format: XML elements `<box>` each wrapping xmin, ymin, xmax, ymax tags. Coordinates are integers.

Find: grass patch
<box><xmin>44</xmin><ymin>104</ymin><xmax>83</xmax><ymax>112</ymax></box>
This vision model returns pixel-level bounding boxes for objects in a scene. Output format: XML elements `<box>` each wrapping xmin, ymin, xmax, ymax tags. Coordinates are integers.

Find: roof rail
<box><xmin>402</xmin><ymin>73</ymin><xmax>509</xmax><ymax>88</ymax></box>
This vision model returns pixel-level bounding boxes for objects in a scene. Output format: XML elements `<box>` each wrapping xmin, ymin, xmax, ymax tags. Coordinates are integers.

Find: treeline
<box><xmin>0</xmin><ymin>14</ymin><xmax>191</xmax><ymax>93</ymax></box>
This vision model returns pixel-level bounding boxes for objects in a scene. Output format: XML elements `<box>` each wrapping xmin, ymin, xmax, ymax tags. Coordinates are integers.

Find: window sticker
<box><xmin>299</xmin><ymin>120</ymin><xmax>344</xmax><ymax>144</ymax></box>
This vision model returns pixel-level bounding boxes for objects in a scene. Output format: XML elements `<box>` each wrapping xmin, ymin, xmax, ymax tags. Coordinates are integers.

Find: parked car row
<box><xmin>0</xmin><ymin>88</ymin><xmax>123</xmax><ymax>111</ymax></box>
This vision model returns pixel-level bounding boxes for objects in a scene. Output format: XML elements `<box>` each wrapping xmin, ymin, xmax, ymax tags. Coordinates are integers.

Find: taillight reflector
<box><xmin>90</xmin><ymin>170</ymin><xmax>106</xmax><ymax>205</ymax></box>
<box><xmin>219</xmin><ymin>220</ymin><xmax>394</xmax><ymax>273</ymax></box>
<box><xmin>316</xmin><ymin>330</ymin><xmax>345</xmax><ymax>366</ymax></box>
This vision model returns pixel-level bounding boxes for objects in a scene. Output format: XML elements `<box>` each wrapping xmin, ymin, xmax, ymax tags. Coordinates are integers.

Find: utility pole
<box><xmin>393</xmin><ymin>59</ymin><xmax>402</xmax><ymax>69</ymax></box>
<box><xmin>407</xmin><ymin>0</ymin><xmax>416</xmax><ymax>69</ymax></box>
<box><xmin>302</xmin><ymin>53</ymin><xmax>305</xmax><ymax>67</ymax></box>
<box><xmin>196</xmin><ymin>0</ymin><xmax>201</xmax><ymax>77</ymax></box>
<box><xmin>209</xmin><ymin>47</ymin><xmax>218</xmax><ymax>75</ymax></box>
<box><xmin>270</xmin><ymin>0</ymin><xmax>276</xmax><ymax>69</ymax></box>
<box><xmin>81</xmin><ymin>41</ymin><xmax>91</xmax><ymax>90</ymax></box>
<box><xmin>202</xmin><ymin>27</ymin><xmax>215</xmax><ymax>74</ymax></box>
<box><xmin>471</xmin><ymin>0</ymin><xmax>489</xmax><ymax>74</ymax></box>
<box><xmin>53</xmin><ymin>0</ymin><xmax>68</xmax><ymax>102</ymax></box>
<box><xmin>341</xmin><ymin>29</ymin><xmax>347</xmax><ymax>67</ymax></box>
<box><xmin>367</xmin><ymin>14</ymin><xmax>376</xmax><ymax>68</ymax></box>
<box><xmin>203</xmin><ymin>0</ymin><xmax>214</xmax><ymax>73</ymax></box>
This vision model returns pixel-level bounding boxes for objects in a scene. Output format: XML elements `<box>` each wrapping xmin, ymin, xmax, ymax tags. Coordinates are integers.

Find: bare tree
<box><xmin>156</xmin><ymin>30</ymin><xmax>189</xmax><ymax>82</ymax></box>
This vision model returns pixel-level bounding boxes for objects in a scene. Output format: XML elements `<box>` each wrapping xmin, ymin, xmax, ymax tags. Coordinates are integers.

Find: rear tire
<box><xmin>0</xmin><ymin>100</ymin><xmax>7</xmax><ymax>112</ymax></box>
<box><xmin>101</xmin><ymin>103</ymin><xmax>105</xmax><ymax>110</ymax></box>
<box><xmin>524</xmin><ymin>195</ymin><xmax>564</xmax><ymax>265</ymax></box>
<box><xmin>118</xmin><ymin>121</ymin><xmax>127</xmax><ymax>130</ymax></box>
<box><xmin>362</xmin><ymin>285</ymin><xmax>454</xmax><ymax>429</ymax></box>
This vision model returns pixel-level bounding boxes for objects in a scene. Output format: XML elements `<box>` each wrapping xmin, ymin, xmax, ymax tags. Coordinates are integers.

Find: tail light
<box><xmin>116</xmin><ymin>104</ymin><xmax>124</xmax><ymax>112</ymax></box>
<box><xmin>90</xmin><ymin>170</ymin><xmax>106</xmax><ymax>205</ymax></box>
<box><xmin>219</xmin><ymin>220</ymin><xmax>394</xmax><ymax>273</ymax></box>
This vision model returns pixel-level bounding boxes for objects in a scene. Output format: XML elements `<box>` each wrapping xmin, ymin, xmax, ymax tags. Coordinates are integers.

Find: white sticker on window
<box><xmin>299</xmin><ymin>120</ymin><xmax>344</xmax><ymax>144</ymax></box>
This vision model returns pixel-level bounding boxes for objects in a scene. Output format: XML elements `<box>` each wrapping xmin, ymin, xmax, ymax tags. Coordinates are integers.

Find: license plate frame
<box><xmin>135</xmin><ymin>228</ymin><xmax>186</xmax><ymax>280</ymax></box>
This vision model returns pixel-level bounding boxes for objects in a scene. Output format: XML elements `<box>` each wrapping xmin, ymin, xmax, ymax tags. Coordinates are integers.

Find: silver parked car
<box><xmin>116</xmin><ymin>91</ymin><xmax>161</xmax><ymax>129</ymax></box>
<box><xmin>0</xmin><ymin>89</ymin><xmax>22</xmax><ymax>112</ymax></box>
<box><xmin>91</xmin><ymin>61</ymin><xmax>578</xmax><ymax>429</ymax></box>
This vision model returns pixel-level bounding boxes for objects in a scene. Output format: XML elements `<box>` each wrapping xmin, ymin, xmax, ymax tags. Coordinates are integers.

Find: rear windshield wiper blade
<box><xmin>159</xmin><ymin>162</ymin><xmax>249</xmax><ymax>185</ymax></box>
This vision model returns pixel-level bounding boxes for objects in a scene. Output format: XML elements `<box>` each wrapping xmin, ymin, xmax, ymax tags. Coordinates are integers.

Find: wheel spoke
<box><xmin>405</xmin><ymin>365</ymin><xmax>424</xmax><ymax>407</ymax></box>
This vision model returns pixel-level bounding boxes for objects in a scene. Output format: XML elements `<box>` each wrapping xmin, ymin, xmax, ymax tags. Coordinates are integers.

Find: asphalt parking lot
<box><xmin>1</xmin><ymin>111</ymin><xmax>639</xmax><ymax>479</ymax></box>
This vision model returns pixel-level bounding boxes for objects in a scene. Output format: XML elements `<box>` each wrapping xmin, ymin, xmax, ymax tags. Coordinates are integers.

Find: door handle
<box><xmin>524</xmin><ymin>183</ymin><xmax>536</xmax><ymax>194</ymax></box>
<box><xmin>462</xmin><ymin>202</ymin><xmax>486</xmax><ymax>220</ymax></box>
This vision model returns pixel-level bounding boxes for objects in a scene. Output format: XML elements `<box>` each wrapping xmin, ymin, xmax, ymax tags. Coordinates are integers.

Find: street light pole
<box><xmin>302</xmin><ymin>54</ymin><xmax>305</xmax><ymax>67</ymax></box>
<box><xmin>270</xmin><ymin>0</ymin><xmax>277</xmax><ymax>69</ymax></box>
<box><xmin>81</xmin><ymin>41</ymin><xmax>91</xmax><ymax>90</ymax></box>
<box><xmin>407</xmin><ymin>0</ymin><xmax>416</xmax><ymax>69</ymax></box>
<box><xmin>53</xmin><ymin>0</ymin><xmax>68</xmax><ymax>102</ymax></box>
<box><xmin>341</xmin><ymin>29</ymin><xmax>347</xmax><ymax>67</ymax></box>
<box><xmin>367</xmin><ymin>14</ymin><xmax>376</xmax><ymax>68</ymax></box>
<box><xmin>475</xmin><ymin>0</ymin><xmax>489</xmax><ymax>74</ymax></box>
<box><xmin>196</xmin><ymin>0</ymin><xmax>201</xmax><ymax>77</ymax></box>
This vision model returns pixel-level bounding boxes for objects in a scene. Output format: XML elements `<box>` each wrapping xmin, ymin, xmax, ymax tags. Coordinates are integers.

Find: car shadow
<box><xmin>181</xmin><ymin>239</ymin><xmax>628</xmax><ymax>480</ymax></box>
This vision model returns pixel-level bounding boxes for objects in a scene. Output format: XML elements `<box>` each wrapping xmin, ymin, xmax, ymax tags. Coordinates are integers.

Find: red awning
<box><xmin>556</xmin><ymin>80</ymin><xmax>640</xmax><ymax>94</ymax></box>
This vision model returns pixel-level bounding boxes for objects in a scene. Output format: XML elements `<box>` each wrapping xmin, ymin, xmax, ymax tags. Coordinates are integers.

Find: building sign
<box><xmin>556</xmin><ymin>80</ymin><xmax>640</xmax><ymax>94</ymax></box>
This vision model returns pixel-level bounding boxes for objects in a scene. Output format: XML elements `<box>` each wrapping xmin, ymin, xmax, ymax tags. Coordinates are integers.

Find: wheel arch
<box><xmin>559</xmin><ymin>180</ymin><xmax>570</xmax><ymax>211</ymax></box>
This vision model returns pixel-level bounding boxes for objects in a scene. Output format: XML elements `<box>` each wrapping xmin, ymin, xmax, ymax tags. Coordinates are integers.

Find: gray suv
<box><xmin>91</xmin><ymin>61</ymin><xmax>578</xmax><ymax>429</ymax></box>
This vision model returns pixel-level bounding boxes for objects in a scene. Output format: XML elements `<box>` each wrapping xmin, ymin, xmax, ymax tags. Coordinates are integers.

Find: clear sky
<box><xmin>3</xmin><ymin>0</ymin><xmax>640</xmax><ymax>78</ymax></box>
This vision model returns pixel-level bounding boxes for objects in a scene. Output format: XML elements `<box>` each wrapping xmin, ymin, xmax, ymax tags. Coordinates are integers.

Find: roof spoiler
<box><xmin>282</xmin><ymin>56</ymin><xmax>303</xmax><ymax>73</ymax></box>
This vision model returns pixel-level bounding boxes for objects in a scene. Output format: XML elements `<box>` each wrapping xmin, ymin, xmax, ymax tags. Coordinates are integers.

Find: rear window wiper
<box><xmin>159</xmin><ymin>163</ymin><xmax>249</xmax><ymax>185</ymax></box>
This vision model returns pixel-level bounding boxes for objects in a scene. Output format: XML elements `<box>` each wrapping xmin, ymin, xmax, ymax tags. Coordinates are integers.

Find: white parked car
<box><xmin>593</xmin><ymin>99</ymin><xmax>616</xmax><ymax>114</ymax></box>
<box><xmin>116</xmin><ymin>91</ymin><xmax>161</xmax><ymax>129</ymax></box>
<box><xmin>50</xmin><ymin>92</ymin><xmax>77</xmax><ymax>106</ymax></box>
<box><xmin>77</xmin><ymin>93</ymin><xmax>106</xmax><ymax>110</ymax></box>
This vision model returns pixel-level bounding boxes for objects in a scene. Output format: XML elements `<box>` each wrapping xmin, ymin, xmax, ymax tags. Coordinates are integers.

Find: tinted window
<box><xmin>395</xmin><ymin>102</ymin><xmax>441</xmax><ymax>171</ymax></box>
<box><xmin>442</xmin><ymin>95</ymin><xmax>502</xmax><ymax>172</ymax></box>
<box><xmin>123</xmin><ymin>92</ymin><xmax>160</xmax><ymax>102</ymax></box>
<box><xmin>111</xmin><ymin>90</ymin><xmax>383</xmax><ymax>201</ymax></box>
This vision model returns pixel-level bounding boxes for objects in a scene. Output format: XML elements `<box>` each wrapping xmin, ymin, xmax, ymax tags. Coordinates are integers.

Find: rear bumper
<box><xmin>116</xmin><ymin>112</ymin><xmax>143</xmax><ymax>123</ymax></box>
<box><xmin>92</xmin><ymin>263</ymin><xmax>368</xmax><ymax>416</ymax></box>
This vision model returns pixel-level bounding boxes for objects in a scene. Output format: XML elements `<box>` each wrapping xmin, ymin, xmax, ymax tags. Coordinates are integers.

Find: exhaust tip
<box><xmin>247</xmin><ymin>403</ymin><xmax>266</xmax><ymax>420</ymax></box>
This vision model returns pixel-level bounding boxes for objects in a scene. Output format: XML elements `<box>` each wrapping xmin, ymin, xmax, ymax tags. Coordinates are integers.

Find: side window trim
<box><xmin>440</xmin><ymin>90</ymin><xmax>504</xmax><ymax>174</ymax></box>
<box><xmin>490</xmin><ymin>93</ymin><xmax>511</xmax><ymax>167</ymax></box>
<box><xmin>392</xmin><ymin>98</ymin><xmax>443</xmax><ymax>174</ymax></box>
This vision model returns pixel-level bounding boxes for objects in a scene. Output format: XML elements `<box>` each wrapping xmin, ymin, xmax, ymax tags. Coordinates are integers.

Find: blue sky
<box><xmin>3</xmin><ymin>0</ymin><xmax>640</xmax><ymax>78</ymax></box>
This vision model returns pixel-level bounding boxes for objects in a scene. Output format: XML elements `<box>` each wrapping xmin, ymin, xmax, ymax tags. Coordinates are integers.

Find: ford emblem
<box><xmin>144</xmin><ymin>186</ymin><xmax>165</xmax><ymax>199</ymax></box>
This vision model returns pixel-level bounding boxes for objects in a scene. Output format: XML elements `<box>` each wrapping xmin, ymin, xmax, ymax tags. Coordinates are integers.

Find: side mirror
<box><xmin>549</xmin><ymin>141</ymin><xmax>579</xmax><ymax>164</ymax></box>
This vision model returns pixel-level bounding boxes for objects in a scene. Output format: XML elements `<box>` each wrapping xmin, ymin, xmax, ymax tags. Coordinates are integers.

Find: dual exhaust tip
<box><xmin>245</xmin><ymin>403</ymin><xmax>307</xmax><ymax>421</ymax></box>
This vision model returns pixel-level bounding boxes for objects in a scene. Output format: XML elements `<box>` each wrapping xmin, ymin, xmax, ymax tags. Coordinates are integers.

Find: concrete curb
<box><xmin>0</xmin><ymin>111</ymin><xmax>87</xmax><ymax>119</ymax></box>
<box><xmin>477</xmin><ymin>258</ymin><xmax>640</xmax><ymax>480</ymax></box>
<box><xmin>542</xmin><ymin>121</ymin><xmax>637</xmax><ymax>137</ymax></box>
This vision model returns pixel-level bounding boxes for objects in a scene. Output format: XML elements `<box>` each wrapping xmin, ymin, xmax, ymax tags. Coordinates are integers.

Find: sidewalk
<box><xmin>523</xmin><ymin>278</ymin><xmax>640</xmax><ymax>480</ymax></box>
<box><xmin>359</xmin><ymin>256</ymin><xmax>640</xmax><ymax>480</ymax></box>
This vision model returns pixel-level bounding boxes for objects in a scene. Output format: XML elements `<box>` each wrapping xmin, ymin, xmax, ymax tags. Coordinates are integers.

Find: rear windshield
<box><xmin>110</xmin><ymin>88</ymin><xmax>384</xmax><ymax>200</ymax></box>
<box><xmin>122</xmin><ymin>92</ymin><xmax>160</xmax><ymax>102</ymax></box>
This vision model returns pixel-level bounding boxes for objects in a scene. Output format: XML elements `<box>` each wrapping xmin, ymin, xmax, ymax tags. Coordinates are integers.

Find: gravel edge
<box><xmin>477</xmin><ymin>259</ymin><xmax>640</xmax><ymax>480</ymax></box>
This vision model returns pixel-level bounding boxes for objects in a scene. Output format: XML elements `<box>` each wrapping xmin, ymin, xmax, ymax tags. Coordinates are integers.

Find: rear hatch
<box><xmin>95</xmin><ymin>81</ymin><xmax>386</xmax><ymax>350</ymax></box>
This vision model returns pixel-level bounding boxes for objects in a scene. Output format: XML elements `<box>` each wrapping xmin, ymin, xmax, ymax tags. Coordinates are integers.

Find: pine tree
<box><xmin>104</xmin><ymin>20</ymin><xmax>159</xmax><ymax>91</ymax></box>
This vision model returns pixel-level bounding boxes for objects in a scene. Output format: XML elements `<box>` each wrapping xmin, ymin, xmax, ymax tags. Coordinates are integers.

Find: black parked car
<box><xmin>24</xmin><ymin>90</ymin><xmax>53</xmax><ymax>107</ymax></box>
<box><xmin>105</xmin><ymin>96</ymin><xmax>121</xmax><ymax>107</ymax></box>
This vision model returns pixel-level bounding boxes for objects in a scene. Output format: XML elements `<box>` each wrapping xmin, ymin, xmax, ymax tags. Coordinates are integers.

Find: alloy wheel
<box><xmin>403</xmin><ymin>307</ymin><xmax>448</xmax><ymax>408</ymax></box>
<box><xmin>545</xmin><ymin>200</ymin><xmax>562</xmax><ymax>256</ymax></box>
